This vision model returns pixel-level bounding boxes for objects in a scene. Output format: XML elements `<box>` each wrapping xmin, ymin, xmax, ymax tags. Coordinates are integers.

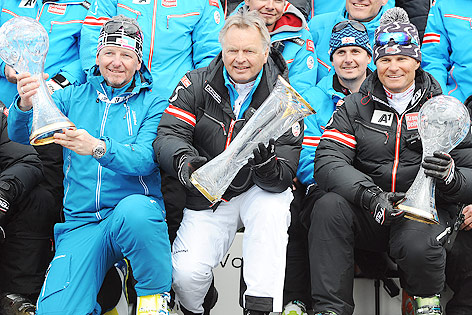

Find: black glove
<box><xmin>0</xmin><ymin>188</ymin><xmax>11</xmax><ymax>243</ymax></box>
<box><xmin>177</xmin><ymin>155</ymin><xmax>208</xmax><ymax>190</ymax></box>
<box><xmin>248</xmin><ymin>138</ymin><xmax>277</xmax><ymax>177</ymax></box>
<box><xmin>361</xmin><ymin>187</ymin><xmax>405</xmax><ymax>225</ymax></box>
<box><xmin>423</xmin><ymin>151</ymin><xmax>455</xmax><ymax>186</ymax></box>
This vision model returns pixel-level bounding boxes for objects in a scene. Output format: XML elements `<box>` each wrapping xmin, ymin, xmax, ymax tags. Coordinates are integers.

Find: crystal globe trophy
<box><xmin>396</xmin><ymin>95</ymin><xmax>470</xmax><ymax>224</ymax></box>
<box><xmin>190</xmin><ymin>75</ymin><xmax>315</xmax><ymax>203</ymax></box>
<box><xmin>0</xmin><ymin>16</ymin><xmax>75</xmax><ymax>145</ymax></box>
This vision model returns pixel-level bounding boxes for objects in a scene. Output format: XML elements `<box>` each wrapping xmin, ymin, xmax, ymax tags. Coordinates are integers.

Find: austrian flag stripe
<box><xmin>422</xmin><ymin>33</ymin><xmax>440</xmax><ymax>44</ymax></box>
<box><xmin>321</xmin><ymin>129</ymin><xmax>356</xmax><ymax>149</ymax></box>
<box><xmin>165</xmin><ymin>105</ymin><xmax>196</xmax><ymax>127</ymax></box>
<box><xmin>302</xmin><ymin>136</ymin><xmax>320</xmax><ymax>147</ymax></box>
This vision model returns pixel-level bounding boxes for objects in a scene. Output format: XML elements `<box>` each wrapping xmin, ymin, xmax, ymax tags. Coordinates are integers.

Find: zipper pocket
<box><xmin>202</xmin><ymin>111</ymin><xmax>227</xmax><ymax>136</ymax></box>
<box><xmin>354</xmin><ymin>119</ymin><xmax>389</xmax><ymax>144</ymax></box>
<box><xmin>167</xmin><ymin>12</ymin><xmax>200</xmax><ymax>28</ymax></box>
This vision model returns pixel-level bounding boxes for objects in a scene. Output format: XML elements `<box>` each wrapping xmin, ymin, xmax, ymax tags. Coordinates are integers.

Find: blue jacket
<box><xmin>307</xmin><ymin>1</ymin><xmax>394</xmax><ymax>82</ymax></box>
<box><xmin>0</xmin><ymin>0</ymin><xmax>89</xmax><ymax>106</ymax></box>
<box><xmin>80</xmin><ymin>0</ymin><xmax>224</xmax><ymax>103</ymax></box>
<box><xmin>235</xmin><ymin>3</ymin><xmax>317</xmax><ymax>97</ymax></box>
<box><xmin>421</xmin><ymin>0</ymin><xmax>472</xmax><ymax>103</ymax></box>
<box><xmin>297</xmin><ymin>72</ymin><xmax>344</xmax><ymax>185</ymax></box>
<box><xmin>7</xmin><ymin>66</ymin><xmax>166</xmax><ymax>223</ymax></box>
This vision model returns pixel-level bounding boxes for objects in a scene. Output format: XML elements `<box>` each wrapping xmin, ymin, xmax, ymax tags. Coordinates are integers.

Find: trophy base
<box><xmin>190</xmin><ymin>177</ymin><xmax>221</xmax><ymax>203</ymax></box>
<box><xmin>396</xmin><ymin>204</ymin><xmax>439</xmax><ymax>225</ymax></box>
<box><xmin>30</xmin><ymin>121</ymin><xmax>76</xmax><ymax>146</ymax></box>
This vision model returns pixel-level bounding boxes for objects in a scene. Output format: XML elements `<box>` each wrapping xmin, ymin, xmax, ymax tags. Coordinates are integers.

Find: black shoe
<box><xmin>203</xmin><ymin>281</ymin><xmax>218</xmax><ymax>315</ymax></box>
<box><xmin>0</xmin><ymin>293</ymin><xmax>36</xmax><ymax>315</ymax></box>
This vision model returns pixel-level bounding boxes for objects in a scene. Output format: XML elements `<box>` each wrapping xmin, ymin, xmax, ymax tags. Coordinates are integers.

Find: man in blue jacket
<box><xmin>7</xmin><ymin>15</ymin><xmax>172</xmax><ymax>315</ymax></box>
<box><xmin>235</xmin><ymin>0</ymin><xmax>317</xmax><ymax>96</ymax></box>
<box><xmin>308</xmin><ymin>0</ymin><xmax>394</xmax><ymax>82</ymax></box>
<box><xmin>0</xmin><ymin>0</ymin><xmax>89</xmax><ymax>106</ymax></box>
<box><xmin>421</xmin><ymin>0</ymin><xmax>471</xmax><ymax>103</ymax></box>
<box><xmin>282</xmin><ymin>20</ymin><xmax>373</xmax><ymax>315</ymax></box>
<box><xmin>80</xmin><ymin>0</ymin><xmax>224</xmax><ymax>106</ymax></box>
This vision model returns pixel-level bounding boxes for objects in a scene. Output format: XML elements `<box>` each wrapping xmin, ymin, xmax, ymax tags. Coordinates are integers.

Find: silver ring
<box><xmin>20</xmin><ymin>87</ymin><xmax>25</xmax><ymax>94</ymax></box>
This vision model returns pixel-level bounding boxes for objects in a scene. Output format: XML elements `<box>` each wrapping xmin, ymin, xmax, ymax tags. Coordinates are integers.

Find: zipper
<box><xmin>203</xmin><ymin>112</ymin><xmax>227</xmax><ymax>136</ymax></box>
<box><xmin>354</xmin><ymin>119</ymin><xmax>389</xmax><ymax>144</ymax></box>
<box><xmin>38</xmin><ymin>1</ymin><xmax>86</xmax><ymax>20</ymax></box>
<box><xmin>148</xmin><ymin>0</ymin><xmax>157</xmax><ymax>71</ymax></box>
<box><xmin>166</xmin><ymin>12</ymin><xmax>200</xmax><ymax>29</ymax></box>
<box><xmin>391</xmin><ymin>113</ymin><xmax>403</xmax><ymax>192</ymax></box>
<box><xmin>124</xmin><ymin>102</ymin><xmax>133</xmax><ymax>136</ymax></box>
<box><xmin>95</xmin><ymin>102</ymin><xmax>111</xmax><ymax>213</ymax></box>
<box><xmin>63</xmin><ymin>153</ymin><xmax>72</xmax><ymax>205</ymax></box>
<box><xmin>225</xmin><ymin>119</ymin><xmax>245</xmax><ymax>149</ymax></box>
<box><xmin>49</xmin><ymin>20</ymin><xmax>84</xmax><ymax>32</ymax></box>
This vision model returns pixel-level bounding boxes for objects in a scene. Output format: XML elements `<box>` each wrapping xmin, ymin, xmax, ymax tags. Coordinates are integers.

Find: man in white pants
<box><xmin>154</xmin><ymin>9</ymin><xmax>302</xmax><ymax>315</ymax></box>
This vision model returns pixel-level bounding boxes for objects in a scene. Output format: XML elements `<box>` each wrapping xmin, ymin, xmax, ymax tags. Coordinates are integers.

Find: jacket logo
<box><xmin>405</xmin><ymin>113</ymin><xmax>419</xmax><ymax>130</ymax></box>
<box><xmin>162</xmin><ymin>0</ymin><xmax>177</xmax><ymax>7</ymax></box>
<box><xmin>48</xmin><ymin>4</ymin><xmax>67</xmax><ymax>15</ymax></box>
<box><xmin>209</xmin><ymin>0</ymin><xmax>219</xmax><ymax>7</ymax></box>
<box><xmin>306</xmin><ymin>39</ymin><xmax>314</xmax><ymax>52</ymax></box>
<box><xmin>19</xmin><ymin>0</ymin><xmax>37</xmax><ymax>8</ymax></box>
<box><xmin>204</xmin><ymin>84</ymin><xmax>221</xmax><ymax>104</ymax></box>
<box><xmin>133</xmin><ymin>0</ymin><xmax>151</xmax><ymax>3</ymax></box>
<box><xmin>371</xmin><ymin>110</ymin><xmax>393</xmax><ymax>126</ymax></box>
<box><xmin>412</xmin><ymin>89</ymin><xmax>422</xmax><ymax>106</ymax></box>
<box><xmin>181</xmin><ymin>75</ymin><xmax>192</xmax><ymax>88</ymax></box>
<box><xmin>307</xmin><ymin>56</ymin><xmax>314</xmax><ymax>70</ymax></box>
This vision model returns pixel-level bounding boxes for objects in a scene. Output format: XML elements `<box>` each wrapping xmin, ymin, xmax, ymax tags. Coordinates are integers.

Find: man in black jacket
<box><xmin>154</xmin><ymin>9</ymin><xmax>302</xmax><ymax>315</ymax></box>
<box><xmin>308</xmin><ymin>8</ymin><xmax>472</xmax><ymax>315</ymax></box>
<box><xmin>0</xmin><ymin>102</ymin><xmax>56</xmax><ymax>315</ymax></box>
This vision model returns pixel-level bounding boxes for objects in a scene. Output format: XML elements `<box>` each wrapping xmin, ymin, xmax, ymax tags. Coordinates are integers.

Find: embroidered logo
<box><xmin>209</xmin><ymin>0</ymin><xmax>219</xmax><ymax>7</ymax></box>
<box><xmin>307</xmin><ymin>56</ymin><xmax>314</xmax><ymax>69</ymax></box>
<box><xmin>180</xmin><ymin>75</ymin><xmax>192</xmax><ymax>88</ymax></box>
<box><xmin>405</xmin><ymin>113</ymin><xmax>419</xmax><ymax>130</ymax></box>
<box><xmin>341</xmin><ymin>37</ymin><xmax>355</xmax><ymax>44</ymax></box>
<box><xmin>133</xmin><ymin>0</ymin><xmax>151</xmax><ymax>3</ymax></box>
<box><xmin>371</xmin><ymin>110</ymin><xmax>394</xmax><ymax>126</ymax></box>
<box><xmin>292</xmin><ymin>122</ymin><xmax>301</xmax><ymax>137</ymax></box>
<box><xmin>214</xmin><ymin>11</ymin><xmax>221</xmax><ymax>24</ymax></box>
<box><xmin>48</xmin><ymin>4</ymin><xmax>67</xmax><ymax>15</ymax></box>
<box><xmin>161</xmin><ymin>0</ymin><xmax>177</xmax><ymax>7</ymax></box>
<box><xmin>306</xmin><ymin>39</ymin><xmax>314</xmax><ymax>52</ymax></box>
<box><xmin>204</xmin><ymin>84</ymin><xmax>221</xmax><ymax>103</ymax></box>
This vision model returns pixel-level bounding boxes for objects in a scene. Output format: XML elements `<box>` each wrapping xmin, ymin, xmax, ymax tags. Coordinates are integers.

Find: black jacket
<box><xmin>155</xmin><ymin>49</ymin><xmax>302</xmax><ymax>210</ymax></box>
<box><xmin>314</xmin><ymin>68</ymin><xmax>472</xmax><ymax>213</ymax></box>
<box><xmin>0</xmin><ymin>103</ymin><xmax>43</xmax><ymax>202</ymax></box>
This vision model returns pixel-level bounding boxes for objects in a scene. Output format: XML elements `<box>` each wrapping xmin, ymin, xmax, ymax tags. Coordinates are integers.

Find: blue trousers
<box><xmin>36</xmin><ymin>194</ymin><xmax>172</xmax><ymax>315</ymax></box>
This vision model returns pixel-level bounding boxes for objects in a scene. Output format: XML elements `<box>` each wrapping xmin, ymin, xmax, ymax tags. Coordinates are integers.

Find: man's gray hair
<box><xmin>219</xmin><ymin>9</ymin><xmax>271</xmax><ymax>50</ymax></box>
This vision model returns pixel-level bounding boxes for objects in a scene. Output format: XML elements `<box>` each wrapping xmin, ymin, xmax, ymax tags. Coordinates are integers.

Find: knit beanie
<box><xmin>329</xmin><ymin>20</ymin><xmax>372</xmax><ymax>61</ymax></box>
<box><xmin>97</xmin><ymin>15</ymin><xmax>143</xmax><ymax>62</ymax></box>
<box><xmin>373</xmin><ymin>7</ymin><xmax>421</xmax><ymax>63</ymax></box>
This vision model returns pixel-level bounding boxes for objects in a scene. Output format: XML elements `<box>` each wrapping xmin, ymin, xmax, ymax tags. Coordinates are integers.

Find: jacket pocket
<box><xmin>40</xmin><ymin>254</ymin><xmax>71</xmax><ymax>300</ymax></box>
<box><xmin>117</xmin><ymin>2</ymin><xmax>142</xmax><ymax>19</ymax></box>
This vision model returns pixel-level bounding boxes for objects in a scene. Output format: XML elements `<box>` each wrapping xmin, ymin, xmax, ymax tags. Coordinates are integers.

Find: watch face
<box><xmin>93</xmin><ymin>143</ymin><xmax>106</xmax><ymax>159</ymax></box>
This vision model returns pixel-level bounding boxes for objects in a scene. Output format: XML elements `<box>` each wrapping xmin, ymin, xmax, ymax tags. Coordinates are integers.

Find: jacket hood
<box><xmin>359</xmin><ymin>67</ymin><xmax>443</xmax><ymax>108</ymax></box>
<box><xmin>86</xmin><ymin>63</ymin><xmax>153</xmax><ymax>97</ymax></box>
<box><xmin>236</xmin><ymin>3</ymin><xmax>307</xmax><ymax>35</ymax></box>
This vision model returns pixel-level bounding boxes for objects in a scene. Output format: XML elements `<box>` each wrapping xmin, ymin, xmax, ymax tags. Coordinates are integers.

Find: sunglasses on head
<box><xmin>332</xmin><ymin>20</ymin><xmax>367</xmax><ymax>33</ymax></box>
<box><xmin>103</xmin><ymin>20</ymin><xmax>142</xmax><ymax>38</ymax></box>
<box><xmin>375</xmin><ymin>32</ymin><xmax>418</xmax><ymax>46</ymax></box>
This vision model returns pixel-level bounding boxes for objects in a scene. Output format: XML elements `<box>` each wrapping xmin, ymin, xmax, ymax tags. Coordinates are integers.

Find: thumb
<box><xmin>390</xmin><ymin>192</ymin><xmax>406</xmax><ymax>204</ymax></box>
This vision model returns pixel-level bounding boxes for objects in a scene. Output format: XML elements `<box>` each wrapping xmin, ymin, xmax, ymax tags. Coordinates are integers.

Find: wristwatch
<box><xmin>92</xmin><ymin>141</ymin><xmax>106</xmax><ymax>159</ymax></box>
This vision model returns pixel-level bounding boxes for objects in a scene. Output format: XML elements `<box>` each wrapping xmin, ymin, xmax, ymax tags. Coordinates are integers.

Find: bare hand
<box><xmin>460</xmin><ymin>204</ymin><xmax>472</xmax><ymax>231</ymax></box>
<box><xmin>4</xmin><ymin>65</ymin><xmax>18</xmax><ymax>84</ymax></box>
<box><xmin>53</xmin><ymin>129</ymin><xmax>101</xmax><ymax>156</ymax></box>
<box><xmin>17</xmin><ymin>72</ymin><xmax>49</xmax><ymax>111</ymax></box>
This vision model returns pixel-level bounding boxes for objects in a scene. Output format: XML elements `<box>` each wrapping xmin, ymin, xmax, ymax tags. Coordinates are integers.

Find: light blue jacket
<box><xmin>421</xmin><ymin>0</ymin><xmax>472</xmax><ymax>103</ymax></box>
<box><xmin>7</xmin><ymin>66</ymin><xmax>166</xmax><ymax>222</ymax></box>
<box><xmin>234</xmin><ymin>3</ymin><xmax>318</xmax><ymax>97</ymax></box>
<box><xmin>80</xmin><ymin>0</ymin><xmax>224</xmax><ymax>103</ymax></box>
<box><xmin>0</xmin><ymin>0</ymin><xmax>88</xmax><ymax>106</ymax></box>
<box><xmin>307</xmin><ymin>1</ymin><xmax>394</xmax><ymax>82</ymax></box>
<box><xmin>297</xmin><ymin>71</ymin><xmax>344</xmax><ymax>185</ymax></box>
